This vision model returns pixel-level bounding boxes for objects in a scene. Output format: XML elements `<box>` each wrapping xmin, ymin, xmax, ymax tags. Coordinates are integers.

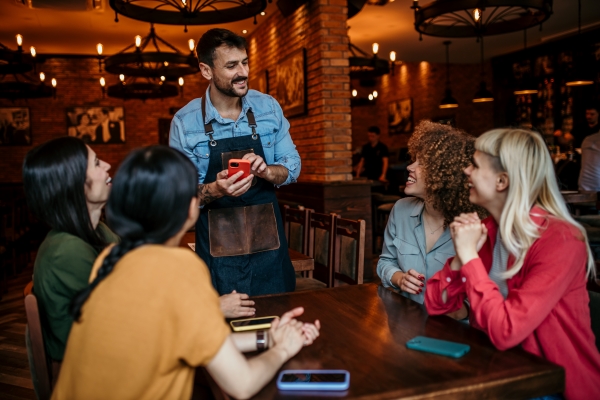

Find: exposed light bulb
<box><xmin>182</xmin><ymin>0</ymin><xmax>186</xmax><ymax>5</ymax></box>
<box><xmin>97</xmin><ymin>43</ymin><xmax>103</xmax><ymax>56</ymax></box>
<box><xmin>119</xmin><ymin>74</ymin><xmax>125</xmax><ymax>82</ymax></box>
<box><xmin>16</xmin><ymin>34</ymin><xmax>23</xmax><ymax>46</ymax></box>
<box><xmin>179</xmin><ymin>77</ymin><xmax>184</xmax><ymax>86</ymax></box>
<box><xmin>372</xmin><ymin>43</ymin><xmax>379</xmax><ymax>55</ymax></box>
<box><xmin>473</xmin><ymin>8</ymin><xmax>481</xmax><ymax>22</ymax></box>
<box><xmin>373</xmin><ymin>91</ymin><xmax>378</xmax><ymax>98</ymax></box>
<box><xmin>352</xmin><ymin>89</ymin><xmax>357</xmax><ymax>97</ymax></box>
<box><xmin>135</xmin><ymin>35</ymin><xmax>142</xmax><ymax>48</ymax></box>
<box><xmin>30</xmin><ymin>46</ymin><xmax>36</xmax><ymax>57</ymax></box>
<box><xmin>389</xmin><ymin>51</ymin><xmax>396</xmax><ymax>62</ymax></box>
<box><xmin>368</xmin><ymin>94</ymin><xmax>374</xmax><ymax>101</ymax></box>
<box><xmin>164</xmin><ymin>61</ymin><xmax>169</xmax><ymax>66</ymax></box>
<box><xmin>39</xmin><ymin>72</ymin><xmax>45</xmax><ymax>82</ymax></box>
<box><xmin>51</xmin><ymin>78</ymin><xmax>57</xmax><ymax>88</ymax></box>
<box><xmin>100</xmin><ymin>77</ymin><xmax>105</xmax><ymax>87</ymax></box>
<box><xmin>260</xmin><ymin>11</ymin><xmax>266</xmax><ymax>16</ymax></box>
<box><xmin>188</xmin><ymin>39</ymin><xmax>195</xmax><ymax>52</ymax></box>
<box><xmin>160</xmin><ymin>76</ymin><xmax>166</xmax><ymax>81</ymax></box>
<box><xmin>242</xmin><ymin>29</ymin><xmax>248</xmax><ymax>34</ymax></box>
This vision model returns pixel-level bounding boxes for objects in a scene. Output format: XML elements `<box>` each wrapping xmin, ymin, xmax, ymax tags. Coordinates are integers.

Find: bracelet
<box><xmin>256</xmin><ymin>330</ymin><xmax>267</xmax><ymax>352</ymax></box>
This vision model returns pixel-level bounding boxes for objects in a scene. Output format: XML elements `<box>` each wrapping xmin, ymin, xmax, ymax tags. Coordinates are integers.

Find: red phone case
<box><xmin>228</xmin><ymin>159</ymin><xmax>251</xmax><ymax>182</ymax></box>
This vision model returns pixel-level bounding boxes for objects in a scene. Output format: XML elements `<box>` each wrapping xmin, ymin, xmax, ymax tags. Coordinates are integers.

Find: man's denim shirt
<box><xmin>169</xmin><ymin>88</ymin><xmax>301</xmax><ymax>186</ymax></box>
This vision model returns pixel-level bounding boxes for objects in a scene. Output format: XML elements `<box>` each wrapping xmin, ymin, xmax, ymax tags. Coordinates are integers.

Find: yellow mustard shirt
<box><xmin>52</xmin><ymin>245</ymin><xmax>230</xmax><ymax>400</ymax></box>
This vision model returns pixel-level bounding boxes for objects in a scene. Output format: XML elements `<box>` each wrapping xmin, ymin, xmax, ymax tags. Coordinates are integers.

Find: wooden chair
<box><xmin>306</xmin><ymin>212</ymin><xmax>337</xmax><ymax>288</ymax></box>
<box><xmin>282</xmin><ymin>205</ymin><xmax>312</xmax><ymax>256</ymax></box>
<box><xmin>24</xmin><ymin>289</ymin><xmax>54</xmax><ymax>400</ymax></box>
<box><xmin>333</xmin><ymin>217</ymin><xmax>366</xmax><ymax>286</ymax></box>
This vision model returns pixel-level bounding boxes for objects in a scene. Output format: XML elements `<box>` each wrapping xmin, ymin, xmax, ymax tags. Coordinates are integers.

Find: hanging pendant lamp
<box><xmin>473</xmin><ymin>37</ymin><xmax>493</xmax><ymax>103</ymax></box>
<box><xmin>439</xmin><ymin>41</ymin><xmax>458</xmax><ymax>109</ymax></box>
<box><xmin>565</xmin><ymin>0</ymin><xmax>594</xmax><ymax>87</ymax></box>
<box><xmin>513</xmin><ymin>29</ymin><xmax>538</xmax><ymax>95</ymax></box>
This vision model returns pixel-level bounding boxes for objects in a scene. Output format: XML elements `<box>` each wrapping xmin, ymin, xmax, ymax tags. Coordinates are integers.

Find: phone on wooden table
<box><xmin>406</xmin><ymin>336</ymin><xmax>470</xmax><ymax>358</ymax></box>
<box><xmin>228</xmin><ymin>159</ymin><xmax>251</xmax><ymax>182</ymax></box>
<box><xmin>229</xmin><ymin>316</ymin><xmax>278</xmax><ymax>332</ymax></box>
<box><xmin>276</xmin><ymin>370</ymin><xmax>350</xmax><ymax>391</ymax></box>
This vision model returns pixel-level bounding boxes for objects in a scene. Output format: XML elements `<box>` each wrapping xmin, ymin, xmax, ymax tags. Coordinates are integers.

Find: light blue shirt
<box><xmin>169</xmin><ymin>88</ymin><xmax>301</xmax><ymax>186</ymax></box>
<box><xmin>377</xmin><ymin>197</ymin><xmax>455</xmax><ymax>304</ymax></box>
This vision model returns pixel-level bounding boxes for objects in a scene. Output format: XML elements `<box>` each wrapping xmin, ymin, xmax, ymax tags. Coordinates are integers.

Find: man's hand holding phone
<box><xmin>213</xmin><ymin>168</ymin><xmax>253</xmax><ymax>198</ymax></box>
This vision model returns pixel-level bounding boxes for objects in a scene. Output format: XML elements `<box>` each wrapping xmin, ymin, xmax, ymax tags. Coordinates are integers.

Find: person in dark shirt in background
<box><xmin>573</xmin><ymin>103</ymin><xmax>599</xmax><ymax>149</ymax></box>
<box><xmin>356</xmin><ymin>126</ymin><xmax>389</xmax><ymax>182</ymax></box>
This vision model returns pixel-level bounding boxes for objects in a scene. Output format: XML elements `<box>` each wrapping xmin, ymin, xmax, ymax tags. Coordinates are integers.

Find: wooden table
<box><xmin>288</xmin><ymin>248</ymin><xmax>314</xmax><ymax>277</ymax></box>
<box><xmin>245</xmin><ymin>284</ymin><xmax>564</xmax><ymax>399</ymax></box>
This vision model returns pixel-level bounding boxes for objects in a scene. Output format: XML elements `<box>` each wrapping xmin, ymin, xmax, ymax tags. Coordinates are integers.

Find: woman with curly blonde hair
<box><xmin>425</xmin><ymin>128</ymin><xmax>600</xmax><ymax>399</ymax></box>
<box><xmin>377</xmin><ymin>120</ymin><xmax>483</xmax><ymax>311</ymax></box>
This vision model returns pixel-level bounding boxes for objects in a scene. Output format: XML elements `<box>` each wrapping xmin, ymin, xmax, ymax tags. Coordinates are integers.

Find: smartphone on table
<box><xmin>406</xmin><ymin>336</ymin><xmax>470</xmax><ymax>358</ymax></box>
<box><xmin>276</xmin><ymin>370</ymin><xmax>350</xmax><ymax>391</ymax></box>
<box><xmin>228</xmin><ymin>159</ymin><xmax>251</xmax><ymax>182</ymax></box>
<box><xmin>229</xmin><ymin>316</ymin><xmax>278</xmax><ymax>332</ymax></box>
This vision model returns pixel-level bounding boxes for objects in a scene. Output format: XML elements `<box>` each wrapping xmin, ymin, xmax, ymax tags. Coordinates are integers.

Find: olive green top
<box><xmin>33</xmin><ymin>222</ymin><xmax>118</xmax><ymax>361</ymax></box>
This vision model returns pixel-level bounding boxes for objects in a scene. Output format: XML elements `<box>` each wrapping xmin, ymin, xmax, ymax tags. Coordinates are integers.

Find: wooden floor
<box><xmin>0</xmin><ymin>265</ymin><xmax>35</xmax><ymax>400</ymax></box>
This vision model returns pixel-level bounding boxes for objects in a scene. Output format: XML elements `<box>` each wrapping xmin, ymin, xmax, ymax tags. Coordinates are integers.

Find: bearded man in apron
<box><xmin>169</xmin><ymin>28</ymin><xmax>300</xmax><ymax>297</ymax></box>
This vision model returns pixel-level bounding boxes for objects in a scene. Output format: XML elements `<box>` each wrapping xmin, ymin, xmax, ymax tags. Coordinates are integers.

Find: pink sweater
<box><xmin>425</xmin><ymin>207</ymin><xmax>600</xmax><ymax>399</ymax></box>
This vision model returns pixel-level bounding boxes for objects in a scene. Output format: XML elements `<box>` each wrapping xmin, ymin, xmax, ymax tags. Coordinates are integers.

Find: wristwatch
<box><xmin>256</xmin><ymin>330</ymin><xmax>267</xmax><ymax>351</ymax></box>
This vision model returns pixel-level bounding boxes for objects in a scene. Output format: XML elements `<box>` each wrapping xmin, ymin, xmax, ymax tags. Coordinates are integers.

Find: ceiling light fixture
<box><xmin>565</xmin><ymin>0</ymin><xmax>594</xmax><ymax>87</ymax></box>
<box><xmin>109</xmin><ymin>0</ymin><xmax>267</xmax><ymax>32</ymax></box>
<box><xmin>103</xmin><ymin>24</ymin><xmax>199</xmax><ymax>79</ymax></box>
<box><xmin>412</xmin><ymin>0</ymin><xmax>553</xmax><ymax>39</ymax></box>
<box><xmin>439</xmin><ymin>41</ymin><xmax>458</xmax><ymax>109</ymax></box>
<box><xmin>473</xmin><ymin>37</ymin><xmax>493</xmax><ymax>103</ymax></box>
<box><xmin>513</xmin><ymin>29</ymin><xmax>538</xmax><ymax>95</ymax></box>
<box><xmin>349</xmin><ymin>42</ymin><xmax>389</xmax><ymax>85</ymax></box>
<box><xmin>102</xmin><ymin>75</ymin><xmax>180</xmax><ymax>100</ymax></box>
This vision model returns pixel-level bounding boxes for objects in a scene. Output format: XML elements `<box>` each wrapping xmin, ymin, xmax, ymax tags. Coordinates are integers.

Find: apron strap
<box><xmin>202</xmin><ymin>87</ymin><xmax>259</xmax><ymax>145</ymax></box>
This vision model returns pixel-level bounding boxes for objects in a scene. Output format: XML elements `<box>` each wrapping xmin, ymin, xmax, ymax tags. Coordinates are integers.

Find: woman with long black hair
<box><xmin>23</xmin><ymin>137</ymin><xmax>117</xmax><ymax>363</ymax></box>
<box><xmin>52</xmin><ymin>146</ymin><xmax>320</xmax><ymax>399</ymax></box>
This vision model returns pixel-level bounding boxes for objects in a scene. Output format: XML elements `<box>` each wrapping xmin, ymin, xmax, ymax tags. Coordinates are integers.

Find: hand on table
<box><xmin>219</xmin><ymin>290</ymin><xmax>255</xmax><ymax>318</ymax></box>
<box><xmin>394</xmin><ymin>269</ymin><xmax>424</xmax><ymax>295</ymax></box>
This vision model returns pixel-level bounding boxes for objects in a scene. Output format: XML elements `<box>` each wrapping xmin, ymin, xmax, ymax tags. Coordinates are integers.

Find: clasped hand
<box><xmin>450</xmin><ymin>212</ymin><xmax>488</xmax><ymax>268</ymax></box>
<box><xmin>269</xmin><ymin>307</ymin><xmax>320</xmax><ymax>357</ymax></box>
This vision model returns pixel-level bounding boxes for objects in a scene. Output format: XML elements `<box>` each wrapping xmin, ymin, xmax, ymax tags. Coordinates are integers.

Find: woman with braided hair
<box><xmin>377</xmin><ymin>121</ymin><xmax>485</xmax><ymax>318</ymax></box>
<box><xmin>52</xmin><ymin>146</ymin><xmax>320</xmax><ymax>400</ymax></box>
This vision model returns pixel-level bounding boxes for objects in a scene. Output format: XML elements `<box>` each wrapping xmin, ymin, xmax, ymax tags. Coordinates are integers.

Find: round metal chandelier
<box><xmin>412</xmin><ymin>0</ymin><xmax>553</xmax><ymax>38</ymax></box>
<box><xmin>349</xmin><ymin>43</ymin><xmax>389</xmax><ymax>82</ymax></box>
<box><xmin>103</xmin><ymin>25</ymin><xmax>199</xmax><ymax>79</ymax></box>
<box><xmin>109</xmin><ymin>0</ymin><xmax>267</xmax><ymax>31</ymax></box>
<box><xmin>100</xmin><ymin>75</ymin><xmax>182</xmax><ymax>100</ymax></box>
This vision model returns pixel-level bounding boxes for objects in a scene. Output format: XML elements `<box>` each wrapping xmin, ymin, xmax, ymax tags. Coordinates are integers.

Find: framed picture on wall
<box><xmin>276</xmin><ymin>48</ymin><xmax>307</xmax><ymax>118</ymax></box>
<box><xmin>388</xmin><ymin>98</ymin><xmax>413</xmax><ymax>135</ymax></box>
<box><xmin>255</xmin><ymin>69</ymin><xmax>269</xmax><ymax>94</ymax></box>
<box><xmin>0</xmin><ymin>107</ymin><xmax>31</xmax><ymax>146</ymax></box>
<box><xmin>66</xmin><ymin>106</ymin><xmax>125</xmax><ymax>144</ymax></box>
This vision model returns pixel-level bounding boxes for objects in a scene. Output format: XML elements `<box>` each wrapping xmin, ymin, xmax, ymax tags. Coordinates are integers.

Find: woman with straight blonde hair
<box><xmin>425</xmin><ymin>128</ymin><xmax>600</xmax><ymax>400</ymax></box>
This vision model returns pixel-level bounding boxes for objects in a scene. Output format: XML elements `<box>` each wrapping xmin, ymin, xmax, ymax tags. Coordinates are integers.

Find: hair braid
<box><xmin>70</xmin><ymin>238</ymin><xmax>147</xmax><ymax>321</ymax></box>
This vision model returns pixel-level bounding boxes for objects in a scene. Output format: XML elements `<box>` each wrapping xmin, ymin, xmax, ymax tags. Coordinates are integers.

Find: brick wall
<box><xmin>0</xmin><ymin>57</ymin><xmax>208</xmax><ymax>183</ymax></box>
<box><xmin>351</xmin><ymin>61</ymin><xmax>495</xmax><ymax>153</ymax></box>
<box><xmin>247</xmin><ymin>0</ymin><xmax>352</xmax><ymax>182</ymax></box>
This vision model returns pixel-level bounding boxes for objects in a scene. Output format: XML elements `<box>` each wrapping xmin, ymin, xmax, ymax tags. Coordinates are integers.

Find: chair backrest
<box><xmin>333</xmin><ymin>217</ymin><xmax>365</xmax><ymax>286</ymax></box>
<box><xmin>283</xmin><ymin>205</ymin><xmax>312</xmax><ymax>255</ymax></box>
<box><xmin>24</xmin><ymin>292</ymin><xmax>53</xmax><ymax>400</ymax></box>
<box><xmin>307</xmin><ymin>212</ymin><xmax>336</xmax><ymax>288</ymax></box>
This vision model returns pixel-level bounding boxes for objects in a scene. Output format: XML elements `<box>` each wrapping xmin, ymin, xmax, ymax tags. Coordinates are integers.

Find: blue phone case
<box><xmin>276</xmin><ymin>370</ymin><xmax>350</xmax><ymax>391</ymax></box>
<box><xmin>406</xmin><ymin>336</ymin><xmax>470</xmax><ymax>358</ymax></box>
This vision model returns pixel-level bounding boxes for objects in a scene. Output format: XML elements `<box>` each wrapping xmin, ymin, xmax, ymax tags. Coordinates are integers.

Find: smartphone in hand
<box><xmin>276</xmin><ymin>370</ymin><xmax>350</xmax><ymax>391</ymax></box>
<box><xmin>228</xmin><ymin>159</ymin><xmax>251</xmax><ymax>182</ymax></box>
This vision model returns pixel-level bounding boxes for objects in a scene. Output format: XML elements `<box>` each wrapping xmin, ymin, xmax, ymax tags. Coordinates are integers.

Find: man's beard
<box><xmin>213</xmin><ymin>75</ymin><xmax>248</xmax><ymax>98</ymax></box>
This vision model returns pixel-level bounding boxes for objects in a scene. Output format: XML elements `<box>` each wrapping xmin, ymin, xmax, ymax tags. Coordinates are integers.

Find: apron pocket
<box><xmin>208</xmin><ymin>203</ymin><xmax>280</xmax><ymax>257</ymax></box>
